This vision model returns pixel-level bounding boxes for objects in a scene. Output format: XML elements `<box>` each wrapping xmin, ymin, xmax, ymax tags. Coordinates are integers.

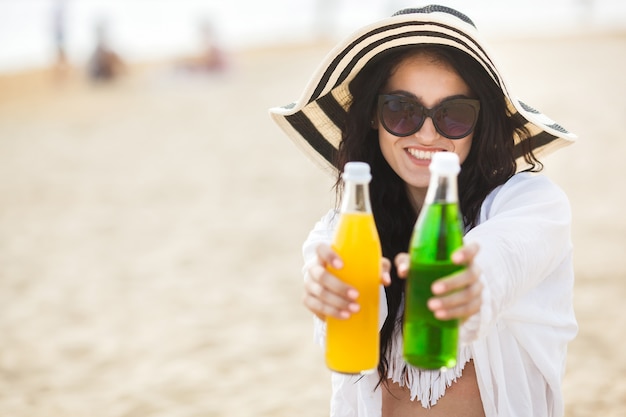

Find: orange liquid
<box><xmin>326</xmin><ymin>212</ymin><xmax>381</xmax><ymax>374</ymax></box>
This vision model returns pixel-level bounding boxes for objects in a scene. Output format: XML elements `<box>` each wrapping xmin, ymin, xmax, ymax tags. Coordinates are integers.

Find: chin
<box><xmin>401</xmin><ymin>168</ymin><xmax>430</xmax><ymax>187</ymax></box>
<box><xmin>403</xmin><ymin>175</ymin><xmax>430</xmax><ymax>190</ymax></box>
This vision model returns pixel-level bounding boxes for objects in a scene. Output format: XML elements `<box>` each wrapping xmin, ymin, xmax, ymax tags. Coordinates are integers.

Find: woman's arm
<box><xmin>462</xmin><ymin>173</ymin><xmax>573</xmax><ymax>338</ymax></box>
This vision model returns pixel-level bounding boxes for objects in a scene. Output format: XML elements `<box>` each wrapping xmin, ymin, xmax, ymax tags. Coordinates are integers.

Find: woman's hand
<box><xmin>303</xmin><ymin>243</ymin><xmax>391</xmax><ymax>321</ymax></box>
<box><xmin>395</xmin><ymin>243</ymin><xmax>483</xmax><ymax>322</ymax></box>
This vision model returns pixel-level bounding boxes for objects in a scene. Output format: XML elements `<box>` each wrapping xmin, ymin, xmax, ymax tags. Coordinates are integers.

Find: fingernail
<box><xmin>339</xmin><ymin>311</ymin><xmax>350</xmax><ymax>319</ymax></box>
<box><xmin>432</xmin><ymin>283</ymin><xmax>445</xmax><ymax>294</ymax></box>
<box><xmin>434</xmin><ymin>310</ymin><xmax>447</xmax><ymax>320</ymax></box>
<box><xmin>383</xmin><ymin>271</ymin><xmax>391</xmax><ymax>283</ymax></box>
<box><xmin>347</xmin><ymin>289</ymin><xmax>359</xmax><ymax>300</ymax></box>
<box><xmin>332</xmin><ymin>258</ymin><xmax>343</xmax><ymax>269</ymax></box>
<box><xmin>348</xmin><ymin>303</ymin><xmax>360</xmax><ymax>313</ymax></box>
<box><xmin>428</xmin><ymin>299</ymin><xmax>442</xmax><ymax>310</ymax></box>
<box><xmin>451</xmin><ymin>252</ymin><xmax>463</xmax><ymax>263</ymax></box>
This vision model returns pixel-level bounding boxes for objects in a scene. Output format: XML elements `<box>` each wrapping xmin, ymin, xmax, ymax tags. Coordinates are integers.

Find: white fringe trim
<box><xmin>387</xmin><ymin>329</ymin><xmax>472</xmax><ymax>409</ymax></box>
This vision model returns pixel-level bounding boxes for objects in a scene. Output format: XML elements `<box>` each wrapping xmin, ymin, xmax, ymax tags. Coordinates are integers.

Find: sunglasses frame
<box><xmin>377</xmin><ymin>94</ymin><xmax>481</xmax><ymax>140</ymax></box>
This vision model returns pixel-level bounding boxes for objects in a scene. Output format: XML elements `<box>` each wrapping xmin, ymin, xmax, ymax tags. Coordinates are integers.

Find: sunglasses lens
<box><xmin>434</xmin><ymin>102</ymin><xmax>477</xmax><ymax>138</ymax></box>
<box><xmin>381</xmin><ymin>98</ymin><xmax>423</xmax><ymax>136</ymax></box>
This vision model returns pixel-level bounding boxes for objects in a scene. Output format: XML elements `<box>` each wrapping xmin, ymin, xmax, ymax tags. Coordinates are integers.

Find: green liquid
<box><xmin>403</xmin><ymin>202</ymin><xmax>464</xmax><ymax>370</ymax></box>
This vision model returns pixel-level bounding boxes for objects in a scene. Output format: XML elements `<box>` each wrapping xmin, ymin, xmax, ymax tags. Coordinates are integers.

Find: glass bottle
<box><xmin>403</xmin><ymin>152</ymin><xmax>464</xmax><ymax>370</ymax></box>
<box><xmin>325</xmin><ymin>162</ymin><xmax>382</xmax><ymax>374</ymax></box>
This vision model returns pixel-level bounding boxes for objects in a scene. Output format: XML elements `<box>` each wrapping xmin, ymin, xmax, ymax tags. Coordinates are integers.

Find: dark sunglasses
<box><xmin>377</xmin><ymin>94</ymin><xmax>480</xmax><ymax>139</ymax></box>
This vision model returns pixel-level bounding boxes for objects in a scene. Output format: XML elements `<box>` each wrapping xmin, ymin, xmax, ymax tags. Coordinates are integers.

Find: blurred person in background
<box><xmin>87</xmin><ymin>17</ymin><xmax>125</xmax><ymax>82</ymax></box>
<box><xmin>51</xmin><ymin>0</ymin><xmax>69</xmax><ymax>80</ymax></box>
<box><xmin>176</xmin><ymin>18</ymin><xmax>228</xmax><ymax>74</ymax></box>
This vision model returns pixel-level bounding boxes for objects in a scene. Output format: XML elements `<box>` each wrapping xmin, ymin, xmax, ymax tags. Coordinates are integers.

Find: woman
<box><xmin>270</xmin><ymin>5</ymin><xmax>578</xmax><ymax>417</ymax></box>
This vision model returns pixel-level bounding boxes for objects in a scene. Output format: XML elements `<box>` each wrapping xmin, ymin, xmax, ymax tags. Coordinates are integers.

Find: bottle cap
<box><xmin>429</xmin><ymin>152</ymin><xmax>460</xmax><ymax>175</ymax></box>
<box><xmin>342</xmin><ymin>161</ymin><xmax>371</xmax><ymax>183</ymax></box>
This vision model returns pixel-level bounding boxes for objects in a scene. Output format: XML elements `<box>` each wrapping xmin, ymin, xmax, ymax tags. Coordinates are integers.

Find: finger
<box><xmin>428</xmin><ymin>280</ymin><xmax>483</xmax><ymax>320</ymax></box>
<box><xmin>304</xmin><ymin>266</ymin><xmax>359</xmax><ymax>320</ymax></box>
<box><xmin>302</xmin><ymin>290</ymin><xmax>359</xmax><ymax>320</ymax></box>
<box><xmin>394</xmin><ymin>252</ymin><xmax>409</xmax><ymax>278</ymax></box>
<box><xmin>430</xmin><ymin>279</ymin><xmax>483</xmax><ymax>311</ymax></box>
<box><xmin>432</xmin><ymin>292</ymin><xmax>482</xmax><ymax>321</ymax></box>
<box><xmin>451</xmin><ymin>242</ymin><xmax>479</xmax><ymax>264</ymax></box>
<box><xmin>308</xmin><ymin>265</ymin><xmax>359</xmax><ymax>301</ymax></box>
<box><xmin>316</xmin><ymin>243</ymin><xmax>343</xmax><ymax>269</ymax></box>
<box><xmin>431</xmin><ymin>264</ymin><xmax>481</xmax><ymax>295</ymax></box>
<box><xmin>381</xmin><ymin>258</ymin><xmax>391</xmax><ymax>286</ymax></box>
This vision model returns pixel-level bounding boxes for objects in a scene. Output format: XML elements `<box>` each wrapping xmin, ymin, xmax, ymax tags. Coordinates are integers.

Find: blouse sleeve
<box><xmin>460</xmin><ymin>173</ymin><xmax>573</xmax><ymax>342</ymax></box>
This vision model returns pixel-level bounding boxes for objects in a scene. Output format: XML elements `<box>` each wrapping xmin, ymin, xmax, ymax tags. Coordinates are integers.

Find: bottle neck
<box><xmin>424</xmin><ymin>173</ymin><xmax>459</xmax><ymax>205</ymax></box>
<box><xmin>341</xmin><ymin>181</ymin><xmax>372</xmax><ymax>213</ymax></box>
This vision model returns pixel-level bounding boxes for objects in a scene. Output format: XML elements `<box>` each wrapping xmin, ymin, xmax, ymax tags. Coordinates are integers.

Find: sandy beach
<box><xmin>0</xmin><ymin>31</ymin><xmax>624</xmax><ymax>416</ymax></box>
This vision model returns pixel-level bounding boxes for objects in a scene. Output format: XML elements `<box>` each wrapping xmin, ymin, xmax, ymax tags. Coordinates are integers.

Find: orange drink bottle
<box><xmin>325</xmin><ymin>162</ymin><xmax>382</xmax><ymax>374</ymax></box>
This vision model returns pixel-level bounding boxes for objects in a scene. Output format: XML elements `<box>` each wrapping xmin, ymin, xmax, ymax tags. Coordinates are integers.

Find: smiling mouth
<box><xmin>406</xmin><ymin>148</ymin><xmax>439</xmax><ymax>160</ymax></box>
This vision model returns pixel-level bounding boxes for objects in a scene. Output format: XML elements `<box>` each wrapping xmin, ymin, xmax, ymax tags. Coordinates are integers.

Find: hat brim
<box><xmin>269</xmin><ymin>6</ymin><xmax>576</xmax><ymax>174</ymax></box>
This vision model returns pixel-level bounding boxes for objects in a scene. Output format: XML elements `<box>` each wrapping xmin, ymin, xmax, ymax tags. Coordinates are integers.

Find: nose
<box><xmin>414</xmin><ymin>116</ymin><xmax>439</xmax><ymax>144</ymax></box>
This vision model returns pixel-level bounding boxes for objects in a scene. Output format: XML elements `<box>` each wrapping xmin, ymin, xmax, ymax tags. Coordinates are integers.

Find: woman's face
<box><xmin>375</xmin><ymin>52</ymin><xmax>474</xmax><ymax>204</ymax></box>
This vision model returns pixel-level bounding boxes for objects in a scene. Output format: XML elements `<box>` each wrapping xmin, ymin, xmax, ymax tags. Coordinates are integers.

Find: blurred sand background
<box><xmin>0</xmin><ymin>17</ymin><xmax>625</xmax><ymax>417</ymax></box>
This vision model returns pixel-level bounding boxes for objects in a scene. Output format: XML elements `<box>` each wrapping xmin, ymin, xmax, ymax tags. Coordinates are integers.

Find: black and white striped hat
<box><xmin>269</xmin><ymin>5</ymin><xmax>576</xmax><ymax>174</ymax></box>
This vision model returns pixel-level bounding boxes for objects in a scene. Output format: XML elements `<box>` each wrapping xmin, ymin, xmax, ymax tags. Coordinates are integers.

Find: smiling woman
<box><xmin>270</xmin><ymin>5</ymin><xmax>578</xmax><ymax>417</ymax></box>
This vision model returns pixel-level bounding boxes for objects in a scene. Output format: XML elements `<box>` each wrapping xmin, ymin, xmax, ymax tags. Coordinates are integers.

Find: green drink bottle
<box><xmin>403</xmin><ymin>152</ymin><xmax>464</xmax><ymax>370</ymax></box>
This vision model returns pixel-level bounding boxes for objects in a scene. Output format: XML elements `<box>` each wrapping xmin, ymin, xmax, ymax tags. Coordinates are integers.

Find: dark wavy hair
<box><xmin>332</xmin><ymin>45</ymin><xmax>542</xmax><ymax>386</ymax></box>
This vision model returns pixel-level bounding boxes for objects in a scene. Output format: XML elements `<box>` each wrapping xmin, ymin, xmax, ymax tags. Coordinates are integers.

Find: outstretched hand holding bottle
<box><xmin>394</xmin><ymin>244</ymin><xmax>482</xmax><ymax>323</ymax></box>
<box><xmin>303</xmin><ymin>243</ymin><xmax>481</xmax><ymax>324</ymax></box>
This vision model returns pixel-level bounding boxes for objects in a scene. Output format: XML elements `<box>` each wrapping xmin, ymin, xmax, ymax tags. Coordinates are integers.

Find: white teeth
<box><xmin>407</xmin><ymin>149</ymin><xmax>436</xmax><ymax>160</ymax></box>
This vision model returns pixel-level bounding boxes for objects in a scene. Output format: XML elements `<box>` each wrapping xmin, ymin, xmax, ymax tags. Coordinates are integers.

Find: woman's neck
<box><xmin>406</xmin><ymin>184</ymin><xmax>427</xmax><ymax>213</ymax></box>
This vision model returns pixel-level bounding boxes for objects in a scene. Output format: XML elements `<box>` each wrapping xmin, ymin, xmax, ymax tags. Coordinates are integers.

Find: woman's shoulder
<box><xmin>504</xmin><ymin>171</ymin><xmax>561</xmax><ymax>189</ymax></box>
<box><xmin>480</xmin><ymin>173</ymin><xmax>569</xmax><ymax>218</ymax></box>
<box><xmin>491</xmin><ymin>172</ymin><xmax>567</xmax><ymax>201</ymax></box>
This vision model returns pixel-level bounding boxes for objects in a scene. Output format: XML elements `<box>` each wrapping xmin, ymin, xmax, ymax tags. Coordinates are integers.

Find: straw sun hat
<box><xmin>269</xmin><ymin>4</ymin><xmax>576</xmax><ymax>174</ymax></box>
